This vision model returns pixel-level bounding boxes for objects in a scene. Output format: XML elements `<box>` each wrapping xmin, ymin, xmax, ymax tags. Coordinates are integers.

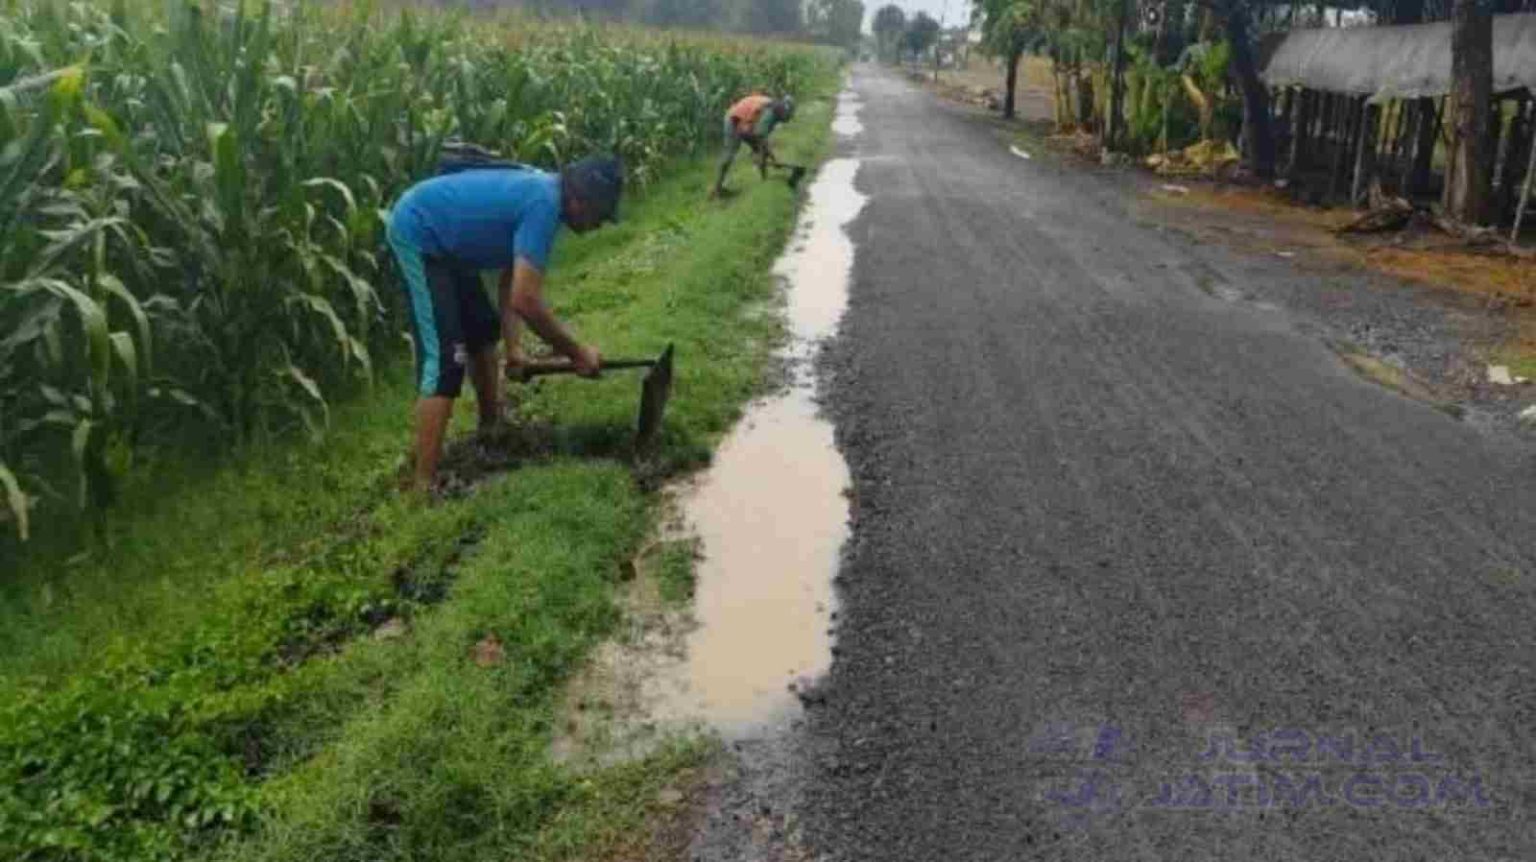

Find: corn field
<box><xmin>0</xmin><ymin>0</ymin><xmax>828</xmax><ymax>546</ymax></box>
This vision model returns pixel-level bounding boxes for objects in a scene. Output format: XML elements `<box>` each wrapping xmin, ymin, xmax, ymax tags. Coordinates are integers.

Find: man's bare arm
<box><xmin>506</xmin><ymin>259</ymin><xmax>600</xmax><ymax>375</ymax></box>
<box><xmin>497</xmin><ymin>267</ymin><xmax>524</xmax><ymax>365</ymax></box>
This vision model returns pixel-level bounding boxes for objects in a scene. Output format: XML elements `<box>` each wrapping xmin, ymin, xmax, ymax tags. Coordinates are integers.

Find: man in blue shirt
<box><xmin>386</xmin><ymin>155</ymin><xmax>623</xmax><ymax>493</ymax></box>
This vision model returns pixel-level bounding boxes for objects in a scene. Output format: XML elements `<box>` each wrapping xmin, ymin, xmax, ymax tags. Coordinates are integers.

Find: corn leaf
<box><xmin>99</xmin><ymin>273</ymin><xmax>152</xmax><ymax>375</ymax></box>
<box><xmin>109</xmin><ymin>331</ymin><xmax>137</xmax><ymax>387</ymax></box>
<box><xmin>0</xmin><ymin>461</ymin><xmax>28</xmax><ymax>541</ymax></box>
<box><xmin>70</xmin><ymin>418</ymin><xmax>94</xmax><ymax>509</ymax></box>
<box><xmin>30</xmin><ymin>217</ymin><xmax>131</xmax><ymax>280</ymax></box>
<box><xmin>302</xmin><ymin>177</ymin><xmax>357</xmax><ymax>215</ymax></box>
<box><xmin>42</xmin><ymin>280</ymin><xmax>112</xmax><ymax>392</ymax></box>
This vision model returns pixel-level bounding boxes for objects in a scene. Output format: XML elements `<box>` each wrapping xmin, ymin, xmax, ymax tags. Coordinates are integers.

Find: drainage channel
<box><xmin>643</xmin><ymin>93</ymin><xmax>867</xmax><ymax>738</ymax></box>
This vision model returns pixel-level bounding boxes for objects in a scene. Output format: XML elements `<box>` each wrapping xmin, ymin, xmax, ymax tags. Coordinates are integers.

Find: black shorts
<box><xmin>389</xmin><ymin>233</ymin><xmax>498</xmax><ymax>398</ymax></box>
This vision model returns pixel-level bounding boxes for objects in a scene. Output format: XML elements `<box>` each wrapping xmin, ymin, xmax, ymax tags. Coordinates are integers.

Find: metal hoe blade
<box><xmin>635</xmin><ymin>344</ymin><xmax>674</xmax><ymax>451</ymax></box>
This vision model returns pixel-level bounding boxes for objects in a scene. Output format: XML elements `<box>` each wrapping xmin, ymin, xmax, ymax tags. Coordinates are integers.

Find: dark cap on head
<box><xmin>562</xmin><ymin>155</ymin><xmax>624</xmax><ymax>224</ymax></box>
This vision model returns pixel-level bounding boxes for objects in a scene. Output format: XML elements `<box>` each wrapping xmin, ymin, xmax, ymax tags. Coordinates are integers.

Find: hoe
<box><xmin>757</xmin><ymin>151</ymin><xmax>807</xmax><ymax>189</ymax></box>
<box><xmin>508</xmin><ymin>344</ymin><xmax>674</xmax><ymax>451</ymax></box>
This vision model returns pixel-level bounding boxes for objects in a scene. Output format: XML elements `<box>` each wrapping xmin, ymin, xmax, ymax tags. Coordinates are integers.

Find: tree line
<box><xmin>507</xmin><ymin>0</ymin><xmax>867</xmax><ymax>48</ymax></box>
<box><xmin>871</xmin><ymin>5</ymin><xmax>949</xmax><ymax>64</ymax></box>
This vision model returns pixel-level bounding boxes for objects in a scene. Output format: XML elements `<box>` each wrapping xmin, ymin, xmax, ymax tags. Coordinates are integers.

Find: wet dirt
<box><xmin>427</xmin><ymin>408</ymin><xmax>651</xmax><ymax>499</ymax></box>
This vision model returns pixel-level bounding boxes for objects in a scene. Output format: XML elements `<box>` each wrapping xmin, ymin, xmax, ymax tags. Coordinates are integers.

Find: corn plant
<box><xmin>0</xmin><ymin>0</ymin><xmax>834</xmax><ymax>548</ymax></box>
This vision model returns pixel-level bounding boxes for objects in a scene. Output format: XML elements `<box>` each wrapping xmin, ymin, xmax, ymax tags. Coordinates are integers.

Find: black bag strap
<box><xmin>435</xmin><ymin>140</ymin><xmax>535</xmax><ymax>176</ymax></box>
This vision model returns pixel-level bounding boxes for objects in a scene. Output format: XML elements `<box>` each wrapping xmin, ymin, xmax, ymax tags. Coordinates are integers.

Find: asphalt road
<box><xmin>805</xmin><ymin>65</ymin><xmax>1536</xmax><ymax>861</ymax></box>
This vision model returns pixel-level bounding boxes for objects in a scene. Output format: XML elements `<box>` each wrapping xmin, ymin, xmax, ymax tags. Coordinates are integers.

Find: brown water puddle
<box><xmin>640</xmin><ymin>98</ymin><xmax>867</xmax><ymax>736</ymax></box>
<box><xmin>645</xmin><ymin>386</ymin><xmax>848</xmax><ymax>731</ymax></box>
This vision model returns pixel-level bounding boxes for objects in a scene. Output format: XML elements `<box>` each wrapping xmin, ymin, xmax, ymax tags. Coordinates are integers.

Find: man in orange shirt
<box><xmin>711</xmin><ymin>93</ymin><xmax>798</xmax><ymax>198</ymax></box>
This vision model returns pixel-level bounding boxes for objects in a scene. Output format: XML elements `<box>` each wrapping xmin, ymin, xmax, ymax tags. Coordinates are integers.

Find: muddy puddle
<box><xmin>832</xmin><ymin>91</ymin><xmax>863</xmax><ymax>138</ymax></box>
<box><xmin>551</xmin><ymin>93</ymin><xmax>867</xmax><ymax>759</ymax></box>
<box><xmin>643</xmin><ymin>390</ymin><xmax>847</xmax><ymax>733</ymax></box>
<box><xmin>636</xmin><ymin>97</ymin><xmax>866</xmax><ymax>736</ymax></box>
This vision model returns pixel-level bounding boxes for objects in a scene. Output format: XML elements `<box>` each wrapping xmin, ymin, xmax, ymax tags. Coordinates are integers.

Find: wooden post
<box><xmin>1287</xmin><ymin>89</ymin><xmax>1312</xmax><ymax>176</ymax></box>
<box><xmin>1318</xmin><ymin>92</ymin><xmax>1336</xmax><ymax>150</ymax></box>
<box><xmin>1399</xmin><ymin>100</ymin><xmax>1421</xmax><ymax>193</ymax></box>
<box><xmin>1408</xmin><ymin>96</ymin><xmax>1442</xmax><ymax>197</ymax></box>
<box><xmin>1394</xmin><ymin>101</ymin><xmax>1413</xmax><ymax>188</ymax></box>
<box><xmin>1490</xmin><ymin>96</ymin><xmax>1510</xmax><ymax>192</ymax></box>
<box><xmin>1330</xmin><ymin>96</ymin><xmax>1362</xmax><ymax>203</ymax></box>
<box><xmin>1325</xmin><ymin>94</ymin><xmax>1343</xmax><ymax>199</ymax></box>
<box><xmin>1499</xmin><ymin>97</ymin><xmax>1533</xmax><ymax>220</ymax></box>
<box><xmin>1442</xmin><ymin>95</ymin><xmax>1460</xmax><ymax>215</ymax></box>
<box><xmin>1389</xmin><ymin>101</ymin><xmax>1410</xmax><ymax>169</ymax></box>
<box><xmin>1106</xmin><ymin>0</ymin><xmax>1130</xmax><ymax>151</ymax></box>
<box><xmin>1380</xmin><ymin>102</ymin><xmax>1395</xmax><ymax>158</ymax></box>
<box><xmin>1432</xmin><ymin>95</ymin><xmax>1449</xmax><ymax>150</ymax></box>
<box><xmin>1352</xmin><ymin>102</ymin><xmax>1379</xmax><ymax>205</ymax></box>
<box><xmin>1492</xmin><ymin>96</ymin><xmax>1533</xmax><ymax>219</ymax></box>
<box><xmin>1513</xmin><ymin>113</ymin><xmax>1536</xmax><ymax>243</ymax></box>
<box><xmin>1383</xmin><ymin>100</ymin><xmax>1408</xmax><ymax>192</ymax></box>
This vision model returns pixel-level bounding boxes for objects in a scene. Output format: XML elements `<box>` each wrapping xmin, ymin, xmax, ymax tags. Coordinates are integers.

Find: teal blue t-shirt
<box><xmin>389</xmin><ymin>169</ymin><xmax>562</xmax><ymax>272</ymax></box>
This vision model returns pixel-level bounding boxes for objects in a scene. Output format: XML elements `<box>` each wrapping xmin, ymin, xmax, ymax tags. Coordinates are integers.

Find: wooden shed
<box><xmin>1259</xmin><ymin>14</ymin><xmax>1536</xmax><ymax>228</ymax></box>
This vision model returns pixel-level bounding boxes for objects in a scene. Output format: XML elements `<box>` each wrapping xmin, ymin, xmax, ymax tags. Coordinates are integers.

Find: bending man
<box><xmin>386</xmin><ymin>155</ymin><xmax>623</xmax><ymax>492</ymax></box>
<box><xmin>712</xmin><ymin>93</ymin><xmax>796</xmax><ymax>198</ymax></box>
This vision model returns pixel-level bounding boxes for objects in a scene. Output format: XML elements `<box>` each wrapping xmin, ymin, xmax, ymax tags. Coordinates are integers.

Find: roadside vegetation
<box><xmin>958</xmin><ymin>0</ymin><xmax>1532</xmax><ymax>231</ymax></box>
<box><xmin>0</xmin><ymin>0</ymin><xmax>833</xmax><ymax>549</ymax></box>
<box><xmin>0</xmin><ymin>0</ymin><xmax>839</xmax><ymax>858</ymax></box>
<box><xmin>938</xmin><ymin>0</ymin><xmax>1535</xmax><ymax>376</ymax></box>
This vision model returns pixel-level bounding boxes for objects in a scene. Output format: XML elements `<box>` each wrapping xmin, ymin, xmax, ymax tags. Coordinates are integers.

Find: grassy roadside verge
<box><xmin>1</xmin><ymin>77</ymin><xmax>838</xmax><ymax>861</ymax></box>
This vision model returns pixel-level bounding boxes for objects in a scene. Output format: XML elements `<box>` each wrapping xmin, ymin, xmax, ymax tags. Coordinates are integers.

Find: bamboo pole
<box><xmin>1512</xmin><ymin>124</ymin><xmax>1536</xmax><ymax>244</ymax></box>
<box><xmin>1490</xmin><ymin>96</ymin><xmax>1511</xmax><ymax>193</ymax></box>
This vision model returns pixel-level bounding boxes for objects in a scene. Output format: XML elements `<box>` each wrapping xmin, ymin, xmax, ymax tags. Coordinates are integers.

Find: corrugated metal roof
<box><xmin>1260</xmin><ymin>14</ymin><xmax>1536</xmax><ymax>100</ymax></box>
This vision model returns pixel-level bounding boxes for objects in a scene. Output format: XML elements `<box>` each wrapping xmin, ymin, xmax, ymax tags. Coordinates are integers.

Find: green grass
<box><xmin>646</xmin><ymin>539</ymin><xmax>702</xmax><ymax>606</ymax></box>
<box><xmin>0</xmin><ymin>81</ymin><xmax>837</xmax><ymax>862</ymax></box>
<box><xmin>1494</xmin><ymin>346</ymin><xmax>1536</xmax><ymax>383</ymax></box>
